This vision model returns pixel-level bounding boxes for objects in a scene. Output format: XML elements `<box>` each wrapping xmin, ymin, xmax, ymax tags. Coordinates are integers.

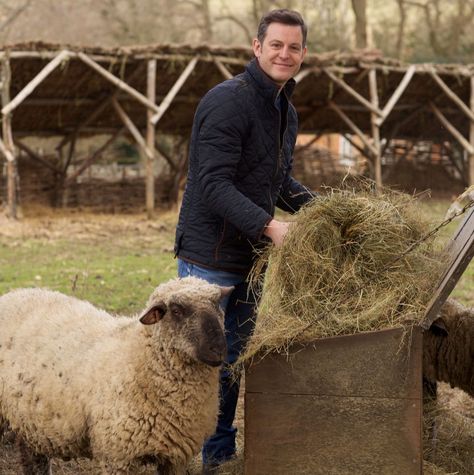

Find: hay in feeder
<box><xmin>242</xmin><ymin>189</ymin><xmax>446</xmax><ymax>362</ymax></box>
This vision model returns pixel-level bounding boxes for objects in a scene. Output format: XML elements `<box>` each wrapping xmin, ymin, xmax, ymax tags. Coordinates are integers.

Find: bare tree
<box><xmin>405</xmin><ymin>0</ymin><xmax>474</xmax><ymax>59</ymax></box>
<box><xmin>395</xmin><ymin>0</ymin><xmax>407</xmax><ymax>59</ymax></box>
<box><xmin>351</xmin><ymin>0</ymin><xmax>367</xmax><ymax>48</ymax></box>
<box><xmin>0</xmin><ymin>0</ymin><xmax>32</xmax><ymax>40</ymax></box>
<box><xmin>178</xmin><ymin>0</ymin><xmax>214</xmax><ymax>42</ymax></box>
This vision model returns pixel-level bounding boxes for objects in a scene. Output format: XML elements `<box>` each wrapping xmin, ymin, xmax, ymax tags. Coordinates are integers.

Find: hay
<box><xmin>423</xmin><ymin>386</ymin><xmax>474</xmax><ymax>475</ymax></box>
<box><xmin>242</xmin><ymin>189</ymin><xmax>446</xmax><ymax>362</ymax></box>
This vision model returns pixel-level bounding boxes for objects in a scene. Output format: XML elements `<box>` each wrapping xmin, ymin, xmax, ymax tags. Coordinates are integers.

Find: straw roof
<box><xmin>1</xmin><ymin>41</ymin><xmax>473</xmax><ymax>140</ymax></box>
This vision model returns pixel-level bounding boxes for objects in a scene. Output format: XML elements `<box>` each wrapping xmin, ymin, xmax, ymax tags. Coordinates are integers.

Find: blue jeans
<box><xmin>177</xmin><ymin>259</ymin><xmax>257</xmax><ymax>464</ymax></box>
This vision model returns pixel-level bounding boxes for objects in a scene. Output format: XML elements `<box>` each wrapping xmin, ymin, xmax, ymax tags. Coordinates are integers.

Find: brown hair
<box><xmin>257</xmin><ymin>9</ymin><xmax>307</xmax><ymax>47</ymax></box>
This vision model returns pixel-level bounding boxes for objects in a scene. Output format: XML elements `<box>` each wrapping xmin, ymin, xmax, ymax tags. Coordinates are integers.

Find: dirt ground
<box><xmin>0</xmin><ymin>210</ymin><xmax>472</xmax><ymax>474</ymax></box>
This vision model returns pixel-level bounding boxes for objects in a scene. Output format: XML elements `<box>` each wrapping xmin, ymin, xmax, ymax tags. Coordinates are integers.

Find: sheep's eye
<box><xmin>170</xmin><ymin>304</ymin><xmax>184</xmax><ymax>318</ymax></box>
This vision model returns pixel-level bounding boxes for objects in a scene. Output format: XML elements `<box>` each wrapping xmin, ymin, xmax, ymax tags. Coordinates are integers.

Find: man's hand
<box><xmin>263</xmin><ymin>219</ymin><xmax>292</xmax><ymax>247</ymax></box>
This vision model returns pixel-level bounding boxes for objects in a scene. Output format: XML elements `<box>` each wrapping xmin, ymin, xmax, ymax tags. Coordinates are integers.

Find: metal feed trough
<box><xmin>245</xmin><ymin>206</ymin><xmax>474</xmax><ymax>475</ymax></box>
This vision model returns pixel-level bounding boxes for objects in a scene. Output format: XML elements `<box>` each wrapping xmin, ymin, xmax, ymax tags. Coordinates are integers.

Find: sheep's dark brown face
<box><xmin>167</xmin><ymin>300</ymin><xmax>227</xmax><ymax>367</ymax></box>
<box><xmin>140</xmin><ymin>295</ymin><xmax>227</xmax><ymax>367</ymax></box>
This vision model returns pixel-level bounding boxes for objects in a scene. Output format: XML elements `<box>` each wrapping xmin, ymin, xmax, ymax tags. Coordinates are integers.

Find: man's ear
<box><xmin>252</xmin><ymin>38</ymin><xmax>262</xmax><ymax>58</ymax></box>
<box><xmin>139</xmin><ymin>301</ymin><xmax>167</xmax><ymax>325</ymax></box>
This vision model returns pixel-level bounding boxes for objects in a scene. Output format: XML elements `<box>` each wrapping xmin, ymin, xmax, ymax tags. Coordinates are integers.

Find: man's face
<box><xmin>252</xmin><ymin>22</ymin><xmax>307</xmax><ymax>86</ymax></box>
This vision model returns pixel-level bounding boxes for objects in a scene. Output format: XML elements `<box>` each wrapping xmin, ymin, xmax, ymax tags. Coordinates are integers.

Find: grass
<box><xmin>0</xmin><ymin>209</ymin><xmax>179</xmax><ymax>315</ymax></box>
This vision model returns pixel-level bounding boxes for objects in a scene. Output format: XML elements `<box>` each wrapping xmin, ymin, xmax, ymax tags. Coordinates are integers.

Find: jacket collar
<box><xmin>245</xmin><ymin>58</ymin><xmax>296</xmax><ymax>102</ymax></box>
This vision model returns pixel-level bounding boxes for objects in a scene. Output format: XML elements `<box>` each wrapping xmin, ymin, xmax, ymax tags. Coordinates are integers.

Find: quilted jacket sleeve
<box><xmin>277</xmin><ymin>173</ymin><xmax>318</xmax><ymax>213</ymax></box>
<box><xmin>196</xmin><ymin>90</ymin><xmax>272</xmax><ymax>241</ymax></box>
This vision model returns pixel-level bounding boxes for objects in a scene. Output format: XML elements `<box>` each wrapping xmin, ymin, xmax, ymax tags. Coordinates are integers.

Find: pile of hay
<box><xmin>423</xmin><ymin>385</ymin><xmax>474</xmax><ymax>475</ymax></box>
<box><xmin>242</xmin><ymin>189</ymin><xmax>446</xmax><ymax>362</ymax></box>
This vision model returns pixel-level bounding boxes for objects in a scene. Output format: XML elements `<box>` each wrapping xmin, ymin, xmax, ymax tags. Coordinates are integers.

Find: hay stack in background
<box><xmin>242</xmin><ymin>189</ymin><xmax>446</xmax><ymax>363</ymax></box>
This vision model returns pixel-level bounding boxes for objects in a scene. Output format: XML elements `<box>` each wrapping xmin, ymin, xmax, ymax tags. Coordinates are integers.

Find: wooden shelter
<box><xmin>1</xmin><ymin>42</ymin><xmax>474</xmax><ymax>218</ymax></box>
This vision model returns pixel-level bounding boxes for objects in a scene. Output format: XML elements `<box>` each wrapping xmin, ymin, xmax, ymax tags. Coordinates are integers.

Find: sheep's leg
<box><xmin>156</xmin><ymin>460</ymin><xmax>189</xmax><ymax>475</ymax></box>
<box><xmin>17</xmin><ymin>437</ymin><xmax>51</xmax><ymax>475</ymax></box>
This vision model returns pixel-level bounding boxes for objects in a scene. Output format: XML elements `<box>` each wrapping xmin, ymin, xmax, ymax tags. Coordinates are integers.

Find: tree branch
<box><xmin>0</xmin><ymin>0</ymin><xmax>32</xmax><ymax>33</ymax></box>
<box><xmin>214</xmin><ymin>15</ymin><xmax>253</xmax><ymax>43</ymax></box>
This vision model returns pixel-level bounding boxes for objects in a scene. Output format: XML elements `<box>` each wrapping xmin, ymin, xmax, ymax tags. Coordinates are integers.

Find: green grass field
<box><xmin>0</xmin><ymin>210</ymin><xmax>179</xmax><ymax>315</ymax></box>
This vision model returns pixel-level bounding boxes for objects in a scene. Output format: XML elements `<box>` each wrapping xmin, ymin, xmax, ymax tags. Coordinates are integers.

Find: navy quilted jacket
<box><xmin>175</xmin><ymin>59</ymin><xmax>315</xmax><ymax>273</ymax></box>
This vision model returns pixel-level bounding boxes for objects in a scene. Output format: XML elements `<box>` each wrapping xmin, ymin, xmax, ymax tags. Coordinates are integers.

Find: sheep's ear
<box><xmin>220</xmin><ymin>286</ymin><xmax>234</xmax><ymax>299</ymax></box>
<box><xmin>430</xmin><ymin>317</ymin><xmax>448</xmax><ymax>337</ymax></box>
<box><xmin>140</xmin><ymin>302</ymin><xmax>167</xmax><ymax>325</ymax></box>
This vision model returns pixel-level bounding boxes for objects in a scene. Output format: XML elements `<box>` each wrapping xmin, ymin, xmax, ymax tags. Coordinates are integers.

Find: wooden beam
<box><xmin>369</xmin><ymin>69</ymin><xmax>382</xmax><ymax>189</ymax></box>
<box><xmin>294</xmin><ymin>68</ymin><xmax>313</xmax><ymax>84</ymax></box>
<box><xmin>328</xmin><ymin>101</ymin><xmax>378</xmax><ymax>157</ymax></box>
<box><xmin>375</xmin><ymin>65</ymin><xmax>416</xmax><ymax>127</ymax></box>
<box><xmin>155</xmin><ymin>140</ymin><xmax>178</xmax><ymax>172</ymax></box>
<box><xmin>342</xmin><ymin>133</ymin><xmax>372</xmax><ymax>159</ymax></box>
<box><xmin>323</xmin><ymin>68</ymin><xmax>383</xmax><ymax>117</ymax></box>
<box><xmin>1</xmin><ymin>50</ymin><xmax>71</xmax><ymax>116</ymax></box>
<box><xmin>65</xmin><ymin>129</ymin><xmax>124</xmax><ymax>185</ymax></box>
<box><xmin>112</xmin><ymin>98</ymin><xmax>154</xmax><ymax>161</ymax></box>
<box><xmin>421</xmin><ymin>207</ymin><xmax>474</xmax><ymax>329</ymax></box>
<box><xmin>470</xmin><ymin>76</ymin><xmax>474</xmax><ymax>185</ymax></box>
<box><xmin>1</xmin><ymin>54</ymin><xmax>17</xmax><ymax>218</ymax></box>
<box><xmin>77</xmin><ymin>52</ymin><xmax>160</xmax><ymax>114</ymax></box>
<box><xmin>429</xmin><ymin>69</ymin><xmax>474</xmax><ymax>122</ymax></box>
<box><xmin>56</xmin><ymin>63</ymin><xmax>144</xmax><ymax>150</ymax></box>
<box><xmin>146</xmin><ymin>59</ymin><xmax>157</xmax><ymax>219</ymax></box>
<box><xmin>0</xmin><ymin>135</ymin><xmax>14</xmax><ymax>161</ymax></box>
<box><xmin>14</xmin><ymin>139</ymin><xmax>60</xmax><ymax>173</ymax></box>
<box><xmin>151</xmin><ymin>55</ymin><xmax>199</xmax><ymax>125</ymax></box>
<box><xmin>213</xmin><ymin>57</ymin><xmax>233</xmax><ymax>80</ymax></box>
<box><xmin>429</xmin><ymin>102</ymin><xmax>474</xmax><ymax>155</ymax></box>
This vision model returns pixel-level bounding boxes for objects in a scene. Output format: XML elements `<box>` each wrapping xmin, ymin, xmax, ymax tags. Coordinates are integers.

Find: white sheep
<box><xmin>0</xmin><ymin>276</ymin><xmax>231</xmax><ymax>475</ymax></box>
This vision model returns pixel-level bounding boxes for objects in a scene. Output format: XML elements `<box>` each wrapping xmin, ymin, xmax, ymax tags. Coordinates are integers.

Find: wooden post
<box><xmin>213</xmin><ymin>58</ymin><xmax>233</xmax><ymax>80</ymax></box>
<box><xmin>1</xmin><ymin>54</ymin><xmax>17</xmax><ymax>218</ymax></box>
<box><xmin>146</xmin><ymin>59</ymin><xmax>157</xmax><ymax>219</ymax></box>
<box><xmin>369</xmin><ymin>69</ymin><xmax>382</xmax><ymax>190</ymax></box>
<box><xmin>57</xmin><ymin>65</ymin><xmax>144</xmax><ymax>151</ymax></box>
<box><xmin>329</xmin><ymin>101</ymin><xmax>377</xmax><ymax>158</ymax></box>
<box><xmin>1</xmin><ymin>50</ymin><xmax>70</xmax><ymax>116</ymax></box>
<box><xmin>430</xmin><ymin>69</ymin><xmax>474</xmax><ymax>122</ymax></box>
<box><xmin>429</xmin><ymin>102</ymin><xmax>474</xmax><ymax>155</ymax></box>
<box><xmin>151</xmin><ymin>55</ymin><xmax>199</xmax><ymax>125</ymax></box>
<box><xmin>77</xmin><ymin>52</ymin><xmax>159</xmax><ymax>114</ymax></box>
<box><xmin>65</xmin><ymin>128</ymin><xmax>124</xmax><ymax>185</ymax></box>
<box><xmin>470</xmin><ymin>76</ymin><xmax>474</xmax><ymax>185</ymax></box>
<box><xmin>375</xmin><ymin>65</ymin><xmax>416</xmax><ymax>127</ymax></box>
<box><xmin>323</xmin><ymin>68</ymin><xmax>383</xmax><ymax>117</ymax></box>
<box><xmin>112</xmin><ymin>98</ymin><xmax>154</xmax><ymax>160</ymax></box>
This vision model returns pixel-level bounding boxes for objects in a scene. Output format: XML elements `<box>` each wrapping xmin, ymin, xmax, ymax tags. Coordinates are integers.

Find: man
<box><xmin>175</xmin><ymin>8</ymin><xmax>315</xmax><ymax>473</ymax></box>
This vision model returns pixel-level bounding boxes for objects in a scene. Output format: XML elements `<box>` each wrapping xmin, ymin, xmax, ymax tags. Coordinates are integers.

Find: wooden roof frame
<box><xmin>0</xmin><ymin>42</ymin><xmax>473</xmax><ymax>218</ymax></box>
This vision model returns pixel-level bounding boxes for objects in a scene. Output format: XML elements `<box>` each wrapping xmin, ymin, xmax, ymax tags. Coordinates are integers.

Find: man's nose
<box><xmin>279</xmin><ymin>46</ymin><xmax>290</xmax><ymax>58</ymax></box>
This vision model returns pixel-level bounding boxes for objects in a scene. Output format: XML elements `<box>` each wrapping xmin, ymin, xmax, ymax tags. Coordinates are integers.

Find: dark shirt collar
<box><xmin>245</xmin><ymin>58</ymin><xmax>296</xmax><ymax>102</ymax></box>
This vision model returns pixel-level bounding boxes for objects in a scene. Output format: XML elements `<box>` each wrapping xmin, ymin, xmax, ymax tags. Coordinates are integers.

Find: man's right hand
<box><xmin>263</xmin><ymin>219</ymin><xmax>292</xmax><ymax>247</ymax></box>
